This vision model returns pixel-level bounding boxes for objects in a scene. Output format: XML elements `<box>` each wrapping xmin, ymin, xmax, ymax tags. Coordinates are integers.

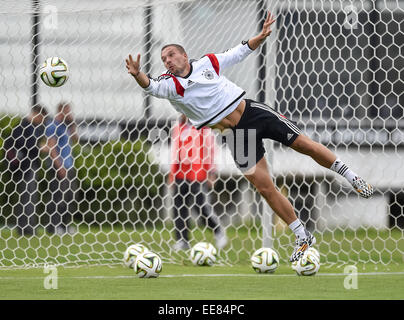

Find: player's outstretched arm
<box><xmin>248</xmin><ymin>10</ymin><xmax>276</xmax><ymax>50</ymax></box>
<box><xmin>125</xmin><ymin>54</ymin><xmax>150</xmax><ymax>88</ymax></box>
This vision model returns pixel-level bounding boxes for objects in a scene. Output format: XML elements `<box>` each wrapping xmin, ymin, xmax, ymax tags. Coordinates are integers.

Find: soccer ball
<box><xmin>291</xmin><ymin>249</ymin><xmax>320</xmax><ymax>276</ymax></box>
<box><xmin>123</xmin><ymin>243</ymin><xmax>150</xmax><ymax>268</ymax></box>
<box><xmin>133</xmin><ymin>252</ymin><xmax>162</xmax><ymax>278</ymax></box>
<box><xmin>250</xmin><ymin>247</ymin><xmax>279</xmax><ymax>273</ymax></box>
<box><xmin>306</xmin><ymin>247</ymin><xmax>320</xmax><ymax>262</ymax></box>
<box><xmin>39</xmin><ymin>57</ymin><xmax>69</xmax><ymax>87</ymax></box>
<box><xmin>190</xmin><ymin>242</ymin><xmax>217</xmax><ymax>266</ymax></box>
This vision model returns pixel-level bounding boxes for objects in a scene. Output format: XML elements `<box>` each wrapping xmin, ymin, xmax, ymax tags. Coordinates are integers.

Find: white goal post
<box><xmin>0</xmin><ymin>0</ymin><xmax>403</xmax><ymax>268</ymax></box>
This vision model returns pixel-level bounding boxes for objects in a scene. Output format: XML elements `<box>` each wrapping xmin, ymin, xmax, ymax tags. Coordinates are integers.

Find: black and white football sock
<box><xmin>330</xmin><ymin>158</ymin><xmax>357</xmax><ymax>185</ymax></box>
<box><xmin>288</xmin><ymin>219</ymin><xmax>307</xmax><ymax>239</ymax></box>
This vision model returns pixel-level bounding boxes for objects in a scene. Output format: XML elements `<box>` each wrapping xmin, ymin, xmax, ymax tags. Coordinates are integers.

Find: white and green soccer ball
<box><xmin>39</xmin><ymin>56</ymin><xmax>69</xmax><ymax>87</ymax></box>
<box><xmin>123</xmin><ymin>243</ymin><xmax>150</xmax><ymax>268</ymax></box>
<box><xmin>306</xmin><ymin>247</ymin><xmax>320</xmax><ymax>262</ymax></box>
<box><xmin>251</xmin><ymin>247</ymin><xmax>279</xmax><ymax>273</ymax></box>
<box><xmin>133</xmin><ymin>251</ymin><xmax>162</xmax><ymax>278</ymax></box>
<box><xmin>190</xmin><ymin>242</ymin><xmax>217</xmax><ymax>266</ymax></box>
<box><xmin>291</xmin><ymin>248</ymin><xmax>320</xmax><ymax>276</ymax></box>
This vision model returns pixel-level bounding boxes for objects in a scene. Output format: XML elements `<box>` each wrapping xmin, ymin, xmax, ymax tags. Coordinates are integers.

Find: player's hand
<box><xmin>206</xmin><ymin>173</ymin><xmax>217</xmax><ymax>189</ymax></box>
<box><xmin>260</xmin><ymin>11</ymin><xmax>276</xmax><ymax>38</ymax></box>
<box><xmin>125</xmin><ymin>54</ymin><xmax>141</xmax><ymax>77</ymax></box>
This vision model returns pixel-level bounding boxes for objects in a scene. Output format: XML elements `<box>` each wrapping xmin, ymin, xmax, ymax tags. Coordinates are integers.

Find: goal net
<box><xmin>0</xmin><ymin>0</ymin><xmax>403</xmax><ymax>269</ymax></box>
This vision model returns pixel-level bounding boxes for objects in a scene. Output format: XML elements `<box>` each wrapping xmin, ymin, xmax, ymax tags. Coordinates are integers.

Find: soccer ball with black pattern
<box><xmin>250</xmin><ymin>248</ymin><xmax>279</xmax><ymax>273</ymax></box>
<box><xmin>123</xmin><ymin>243</ymin><xmax>150</xmax><ymax>268</ymax></box>
<box><xmin>39</xmin><ymin>57</ymin><xmax>69</xmax><ymax>87</ymax></box>
<box><xmin>291</xmin><ymin>249</ymin><xmax>320</xmax><ymax>276</ymax></box>
<box><xmin>190</xmin><ymin>242</ymin><xmax>217</xmax><ymax>266</ymax></box>
<box><xmin>133</xmin><ymin>252</ymin><xmax>162</xmax><ymax>278</ymax></box>
<box><xmin>306</xmin><ymin>247</ymin><xmax>320</xmax><ymax>262</ymax></box>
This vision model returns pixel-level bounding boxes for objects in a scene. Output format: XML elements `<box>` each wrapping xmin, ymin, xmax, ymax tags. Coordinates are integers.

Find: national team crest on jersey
<box><xmin>202</xmin><ymin>69</ymin><xmax>214</xmax><ymax>80</ymax></box>
<box><xmin>144</xmin><ymin>42</ymin><xmax>254</xmax><ymax>128</ymax></box>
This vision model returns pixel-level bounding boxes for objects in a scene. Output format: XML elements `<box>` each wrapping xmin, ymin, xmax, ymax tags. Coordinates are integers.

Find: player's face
<box><xmin>161</xmin><ymin>46</ymin><xmax>188</xmax><ymax>76</ymax></box>
<box><xmin>62</xmin><ymin>105</ymin><xmax>71</xmax><ymax>115</ymax></box>
<box><xmin>31</xmin><ymin>112</ymin><xmax>43</xmax><ymax>125</ymax></box>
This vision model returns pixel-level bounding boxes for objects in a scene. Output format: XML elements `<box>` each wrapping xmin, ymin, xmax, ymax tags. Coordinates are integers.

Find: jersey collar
<box><xmin>180</xmin><ymin>61</ymin><xmax>193</xmax><ymax>79</ymax></box>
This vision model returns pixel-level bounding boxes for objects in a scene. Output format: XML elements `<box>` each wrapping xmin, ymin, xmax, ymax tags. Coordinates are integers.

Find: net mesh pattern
<box><xmin>0</xmin><ymin>0</ymin><xmax>403</xmax><ymax>268</ymax></box>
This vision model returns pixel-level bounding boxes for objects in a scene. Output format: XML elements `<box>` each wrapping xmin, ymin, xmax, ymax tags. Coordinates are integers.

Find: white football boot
<box><xmin>290</xmin><ymin>230</ymin><xmax>316</xmax><ymax>262</ymax></box>
<box><xmin>352</xmin><ymin>176</ymin><xmax>374</xmax><ymax>199</ymax></box>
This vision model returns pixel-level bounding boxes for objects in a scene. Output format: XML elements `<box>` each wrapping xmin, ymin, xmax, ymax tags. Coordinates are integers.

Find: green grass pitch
<box><xmin>1</xmin><ymin>225</ymin><xmax>404</xmax><ymax>300</ymax></box>
<box><xmin>1</xmin><ymin>263</ymin><xmax>404</xmax><ymax>300</ymax></box>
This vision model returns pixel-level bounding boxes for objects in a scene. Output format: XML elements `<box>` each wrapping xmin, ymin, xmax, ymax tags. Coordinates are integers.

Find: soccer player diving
<box><xmin>125</xmin><ymin>11</ymin><xmax>373</xmax><ymax>262</ymax></box>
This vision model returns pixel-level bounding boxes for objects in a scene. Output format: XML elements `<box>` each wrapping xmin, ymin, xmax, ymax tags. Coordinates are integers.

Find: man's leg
<box><xmin>244</xmin><ymin>157</ymin><xmax>297</xmax><ymax>225</ymax></box>
<box><xmin>193</xmin><ymin>182</ymin><xmax>228</xmax><ymax>249</ymax></box>
<box><xmin>57</xmin><ymin>168</ymin><xmax>77</xmax><ymax>234</ymax></box>
<box><xmin>290</xmin><ymin>135</ymin><xmax>373</xmax><ymax>198</ymax></box>
<box><xmin>244</xmin><ymin>157</ymin><xmax>315</xmax><ymax>261</ymax></box>
<box><xmin>13</xmin><ymin>170</ymin><xmax>24</xmax><ymax>233</ymax></box>
<box><xmin>66</xmin><ymin>168</ymin><xmax>78</xmax><ymax>234</ymax></box>
<box><xmin>25</xmin><ymin>169</ymin><xmax>38</xmax><ymax>234</ymax></box>
<box><xmin>172</xmin><ymin>179</ymin><xmax>191</xmax><ymax>250</ymax></box>
<box><xmin>47</xmin><ymin>171</ymin><xmax>62</xmax><ymax>234</ymax></box>
<box><xmin>227</xmin><ymin>100</ymin><xmax>315</xmax><ymax>260</ymax></box>
<box><xmin>15</xmin><ymin>169</ymin><xmax>37</xmax><ymax>236</ymax></box>
<box><xmin>289</xmin><ymin>134</ymin><xmax>336</xmax><ymax>168</ymax></box>
<box><xmin>192</xmin><ymin>182</ymin><xmax>218</xmax><ymax>231</ymax></box>
<box><xmin>240</xmin><ymin>100</ymin><xmax>372</xmax><ymax>198</ymax></box>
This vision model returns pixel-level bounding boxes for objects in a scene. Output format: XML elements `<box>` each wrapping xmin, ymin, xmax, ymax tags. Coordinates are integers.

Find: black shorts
<box><xmin>224</xmin><ymin>99</ymin><xmax>301</xmax><ymax>172</ymax></box>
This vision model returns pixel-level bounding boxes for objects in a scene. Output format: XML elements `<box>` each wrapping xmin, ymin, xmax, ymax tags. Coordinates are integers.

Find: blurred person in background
<box><xmin>4</xmin><ymin>105</ymin><xmax>49</xmax><ymax>236</ymax></box>
<box><xmin>170</xmin><ymin>114</ymin><xmax>228</xmax><ymax>251</ymax></box>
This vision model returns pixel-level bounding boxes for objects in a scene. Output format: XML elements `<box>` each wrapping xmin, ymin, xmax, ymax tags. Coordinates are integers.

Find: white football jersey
<box><xmin>143</xmin><ymin>42</ymin><xmax>254</xmax><ymax>129</ymax></box>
